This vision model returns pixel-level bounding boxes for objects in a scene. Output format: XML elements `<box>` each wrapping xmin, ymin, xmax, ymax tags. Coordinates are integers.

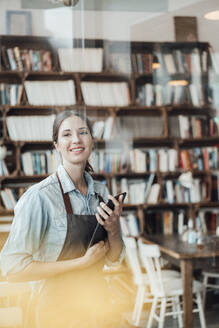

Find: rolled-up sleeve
<box><xmin>0</xmin><ymin>190</ymin><xmax>48</xmax><ymax>276</ymax></box>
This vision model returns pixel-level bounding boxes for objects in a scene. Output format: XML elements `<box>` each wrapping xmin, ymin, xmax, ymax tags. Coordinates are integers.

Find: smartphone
<box><xmin>87</xmin><ymin>192</ymin><xmax>127</xmax><ymax>249</ymax></box>
<box><xmin>106</xmin><ymin>192</ymin><xmax>127</xmax><ymax>211</ymax></box>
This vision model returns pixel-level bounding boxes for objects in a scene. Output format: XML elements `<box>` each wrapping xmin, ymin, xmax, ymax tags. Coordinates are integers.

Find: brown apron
<box><xmin>35</xmin><ymin>174</ymin><xmax>120</xmax><ymax>328</ymax></box>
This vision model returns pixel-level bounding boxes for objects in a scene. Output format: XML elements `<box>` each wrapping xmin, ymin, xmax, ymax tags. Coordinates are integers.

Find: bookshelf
<box><xmin>0</xmin><ymin>35</ymin><xmax>219</xmax><ymax>239</ymax></box>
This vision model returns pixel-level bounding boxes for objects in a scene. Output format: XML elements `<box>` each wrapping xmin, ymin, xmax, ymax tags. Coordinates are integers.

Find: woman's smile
<box><xmin>69</xmin><ymin>146</ymin><xmax>85</xmax><ymax>154</ymax></box>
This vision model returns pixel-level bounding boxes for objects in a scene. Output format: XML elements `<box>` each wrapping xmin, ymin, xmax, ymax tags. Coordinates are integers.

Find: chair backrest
<box><xmin>0</xmin><ymin>281</ymin><xmax>32</xmax><ymax>297</ymax></box>
<box><xmin>0</xmin><ymin>307</ymin><xmax>23</xmax><ymax>327</ymax></box>
<box><xmin>0</xmin><ymin>281</ymin><xmax>33</xmax><ymax>327</ymax></box>
<box><xmin>137</xmin><ymin>240</ymin><xmax>165</xmax><ymax>296</ymax></box>
<box><xmin>122</xmin><ymin>236</ymin><xmax>144</xmax><ymax>285</ymax></box>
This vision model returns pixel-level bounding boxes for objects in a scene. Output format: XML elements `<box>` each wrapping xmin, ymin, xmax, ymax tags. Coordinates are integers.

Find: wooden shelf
<box><xmin>0</xmin><ymin>104</ymin><xmax>216</xmax><ymax>115</ymax></box>
<box><xmin>0</xmin><ymin>210</ymin><xmax>14</xmax><ymax>216</ymax></box>
<box><xmin>0</xmin><ymin>36</ymin><xmax>218</xmax><ymax>236</ymax></box>
<box><xmin>179</xmin><ymin>137</ymin><xmax>219</xmax><ymax>147</ymax></box>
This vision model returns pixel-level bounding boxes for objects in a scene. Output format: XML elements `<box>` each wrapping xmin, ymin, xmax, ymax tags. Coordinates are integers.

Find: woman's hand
<box><xmin>95</xmin><ymin>194</ymin><xmax>123</xmax><ymax>235</ymax></box>
<box><xmin>82</xmin><ymin>241</ymin><xmax>109</xmax><ymax>268</ymax></box>
<box><xmin>96</xmin><ymin>195</ymin><xmax>124</xmax><ymax>262</ymax></box>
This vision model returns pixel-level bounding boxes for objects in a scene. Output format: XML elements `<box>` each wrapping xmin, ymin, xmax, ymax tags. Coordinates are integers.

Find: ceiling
<box><xmin>21</xmin><ymin>0</ymin><xmax>168</xmax><ymax>12</ymax></box>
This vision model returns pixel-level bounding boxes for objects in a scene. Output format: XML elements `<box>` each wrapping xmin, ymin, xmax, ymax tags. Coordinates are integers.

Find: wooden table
<box><xmin>142</xmin><ymin>234</ymin><xmax>219</xmax><ymax>328</ymax></box>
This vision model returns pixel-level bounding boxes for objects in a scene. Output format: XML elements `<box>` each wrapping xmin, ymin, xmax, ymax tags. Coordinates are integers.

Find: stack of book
<box><xmin>24</xmin><ymin>80</ymin><xmax>76</xmax><ymax>106</ymax></box>
<box><xmin>58</xmin><ymin>48</ymin><xmax>103</xmax><ymax>72</ymax></box>
<box><xmin>158</xmin><ymin>48</ymin><xmax>206</xmax><ymax>75</ymax></box>
<box><xmin>145</xmin><ymin>210</ymin><xmax>186</xmax><ymax>235</ymax></box>
<box><xmin>179</xmin><ymin>147</ymin><xmax>218</xmax><ymax>170</ymax></box>
<box><xmin>118</xmin><ymin>116</ymin><xmax>164</xmax><ymax>138</ymax></box>
<box><xmin>81</xmin><ymin>82</ymin><xmax>130</xmax><ymax>106</ymax></box>
<box><xmin>0</xmin><ymin>188</ymin><xmax>17</xmax><ymax>210</ymax></box>
<box><xmin>0</xmin><ymin>83</ymin><xmax>23</xmax><ymax>105</ymax></box>
<box><xmin>6</xmin><ymin>114</ymin><xmax>56</xmax><ymax>141</ymax></box>
<box><xmin>111</xmin><ymin>174</ymin><xmax>160</xmax><ymax>205</ymax></box>
<box><xmin>21</xmin><ymin>149</ymin><xmax>60</xmax><ymax>175</ymax></box>
<box><xmin>169</xmin><ymin>115</ymin><xmax>218</xmax><ymax>138</ymax></box>
<box><xmin>90</xmin><ymin>150</ymin><xmax>128</xmax><ymax>173</ymax></box>
<box><xmin>92</xmin><ymin>117</ymin><xmax>116</xmax><ymax>140</ymax></box>
<box><xmin>137</xmin><ymin>83</ymin><xmax>205</xmax><ymax>107</ymax></box>
<box><xmin>129</xmin><ymin>148</ymin><xmax>178</xmax><ymax>172</ymax></box>
<box><xmin>163</xmin><ymin>179</ymin><xmax>208</xmax><ymax>203</ymax></box>
<box><xmin>1</xmin><ymin>46</ymin><xmax>53</xmax><ymax>71</ymax></box>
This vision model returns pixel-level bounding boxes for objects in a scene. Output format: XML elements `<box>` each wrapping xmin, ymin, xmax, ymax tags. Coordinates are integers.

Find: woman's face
<box><xmin>55</xmin><ymin>115</ymin><xmax>93</xmax><ymax>168</ymax></box>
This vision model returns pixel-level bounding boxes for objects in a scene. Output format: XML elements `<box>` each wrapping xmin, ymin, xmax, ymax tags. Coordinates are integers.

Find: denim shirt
<box><xmin>0</xmin><ymin>165</ymin><xmax>111</xmax><ymax>276</ymax></box>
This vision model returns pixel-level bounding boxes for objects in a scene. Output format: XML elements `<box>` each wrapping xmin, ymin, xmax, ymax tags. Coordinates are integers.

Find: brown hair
<box><xmin>53</xmin><ymin>109</ymin><xmax>94</xmax><ymax>173</ymax></box>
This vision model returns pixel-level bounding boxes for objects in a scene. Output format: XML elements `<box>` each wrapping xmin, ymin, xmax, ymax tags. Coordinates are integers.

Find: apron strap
<box><xmin>56</xmin><ymin>172</ymin><xmax>105</xmax><ymax>215</ymax></box>
<box><xmin>56</xmin><ymin>172</ymin><xmax>73</xmax><ymax>214</ymax></box>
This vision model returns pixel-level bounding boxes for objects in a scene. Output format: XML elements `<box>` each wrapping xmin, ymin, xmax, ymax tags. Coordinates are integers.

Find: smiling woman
<box><xmin>53</xmin><ymin>110</ymin><xmax>94</xmax><ymax>179</ymax></box>
<box><xmin>0</xmin><ymin>109</ymin><xmax>125</xmax><ymax>327</ymax></box>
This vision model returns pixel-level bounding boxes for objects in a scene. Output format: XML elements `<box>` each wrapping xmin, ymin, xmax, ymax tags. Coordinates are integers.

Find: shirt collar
<box><xmin>57</xmin><ymin>165</ymin><xmax>95</xmax><ymax>195</ymax></box>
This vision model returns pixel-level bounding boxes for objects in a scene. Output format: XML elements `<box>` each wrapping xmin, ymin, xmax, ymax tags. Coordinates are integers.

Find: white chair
<box><xmin>122</xmin><ymin>237</ymin><xmax>180</xmax><ymax>327</ymax></box>
<box><xmin>137</xmin><ymin>241</ymin><xmax>206</xmax><ymax>328</ymax></box>
<box><xmin>0</xmin><ymin>281</ymin><xmax>33</xmax><ymax>327</ymax></box>
<box><xmin>202</xmin><ymin>270</ymin><xmax>219</xmax><ymax>307</ymax></box>
<box><xmin>123</xmin><ymin>236</ymin><xmax>152</xmax><ymax>326</ymax></box>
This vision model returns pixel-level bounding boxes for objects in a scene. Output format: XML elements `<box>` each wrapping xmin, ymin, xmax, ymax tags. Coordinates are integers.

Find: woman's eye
<box><xmin>63</xmin><ymin>133</ymin><xmax>71</xmax><ymax>137</ymax></box>
<box><xmin>80</xmin><ymin>131</ymin><xmax>88</xmax><ymax>135</ymax></box>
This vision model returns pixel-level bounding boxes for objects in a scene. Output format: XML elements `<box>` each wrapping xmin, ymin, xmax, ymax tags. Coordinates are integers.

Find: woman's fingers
<box><xmin>108</xmin><ymin>195</ymin><xmax>120</xmax><ymax>207</ymax></box>
<box><xmin>96</xmin><ymin>194</ymin><xmax>124</xmax><ymax>230</ymax></box>
<box><xmin>118</xmin><ymin>194</ymin><xmax>124</xmax><ymax>203</ymax></box>
<box><xmin>97</xmin><ymin>206</ymin><xmax>110</xmax><ymax>221</ymax></box>
<box><xmin>107</xmin><ymin>195</ymin><xmax>122</xmax><ymax>216</ymax></box>
<box><xmin>99</xmin><ymin>202</ymin><xmax>113</xmax><ymax>216</ymax></box>
<box><xmin>96</xmin><ymin>213</ymin><xmax>105</xmax><ymax>226</ymax></box>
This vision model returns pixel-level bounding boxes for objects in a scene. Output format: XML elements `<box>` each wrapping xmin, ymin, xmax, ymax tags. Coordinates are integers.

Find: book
<box><xmin>158</xmin><ymin>149</ymin><xmax>168</xmax><ymax>172</ymax></box>
<box><xmin>178</xmin><ymin>211</ymin><xmax>185</xmax><ymax>235</ymax></box>
<box><xmin>129</xmin><ymin>149</ymin><xmax>147</xmax><ymax>173</ymax></box>
<box><xmin>6</xmin><ymin>48</ymin><xmax>16</xmax><ymax>70</ymax></box>
<box><xmin>145</xmin><ymin>173</ymin><xmax>155</xmax><ymax>201</ymax></box>
<box><xmin>119</xmin><ymin>216</ymin><xmax>130</xmax><ymax>236</ymax></box>
<box><xmin>0</xmin><ymin>159</ymin><xmax>9</xmax><ymax>176</ymax></box>
<box><xmin>163</xmin><ymin>211</ymin><xmax>173</xmax><ymax>234</ymax></box>
<box><xmin>13</xmin><ymin>47</ymin><xmax>23</xmax><ymax>71</ymax></box>
<box><xmin>163</xmin><ymin>53</ymin><xmax>177</xmax><ymax>74</ymax></box>
<box><xmin>147</xmin><ymin>183</ymin><xmax>160</xmax><ymax>204</ymax></box>
<box><xmin>102</xmin><ymin>117</ymin><xmax>115</xmax><ymax>140</ymax></box>
<box><xmin>42</xmin><ymin>50</ymin><xmax>53</xmax><ymax>71</ymax></box>
<box><xmin>165</xmin><ymin>180</ymin><xmax>175</xmax><ymax>203</ymax></box>
<box><xmin>0</xmin><ymin>189</ymin><xmax>17</xmax><ymax>210</ymax></box>
<box><xmin>126</xmin><ymin>213</ymin><xmax>139</xmax><ymax>237</ymax></box>
<box><xmin>209</xmin><ymin>47</ymin><xmax>219</xmax><ymax>74</ymax></box>
<box><xmin>168</xmin><ymin>149</ymin><xmax>178</xmax><ymax>172</ymax></box>
<box><xmin>1</xmin><ymin>46</ymin><xmax>10</xmax><ymax>70</ymax></box>
<box><xmin>92</xmin><ymin>121</ymin><xmax>105</xmax><ymax>139</ymax></box>
<box><xmin>129</xmin><ymin>179</ymin><xmax>146</xmax><ymax>204</ymax></box>
<box><xmin>178</xmin><ymin>115</ymin><xmax>190</xmax><ymax>139</ymax></box>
